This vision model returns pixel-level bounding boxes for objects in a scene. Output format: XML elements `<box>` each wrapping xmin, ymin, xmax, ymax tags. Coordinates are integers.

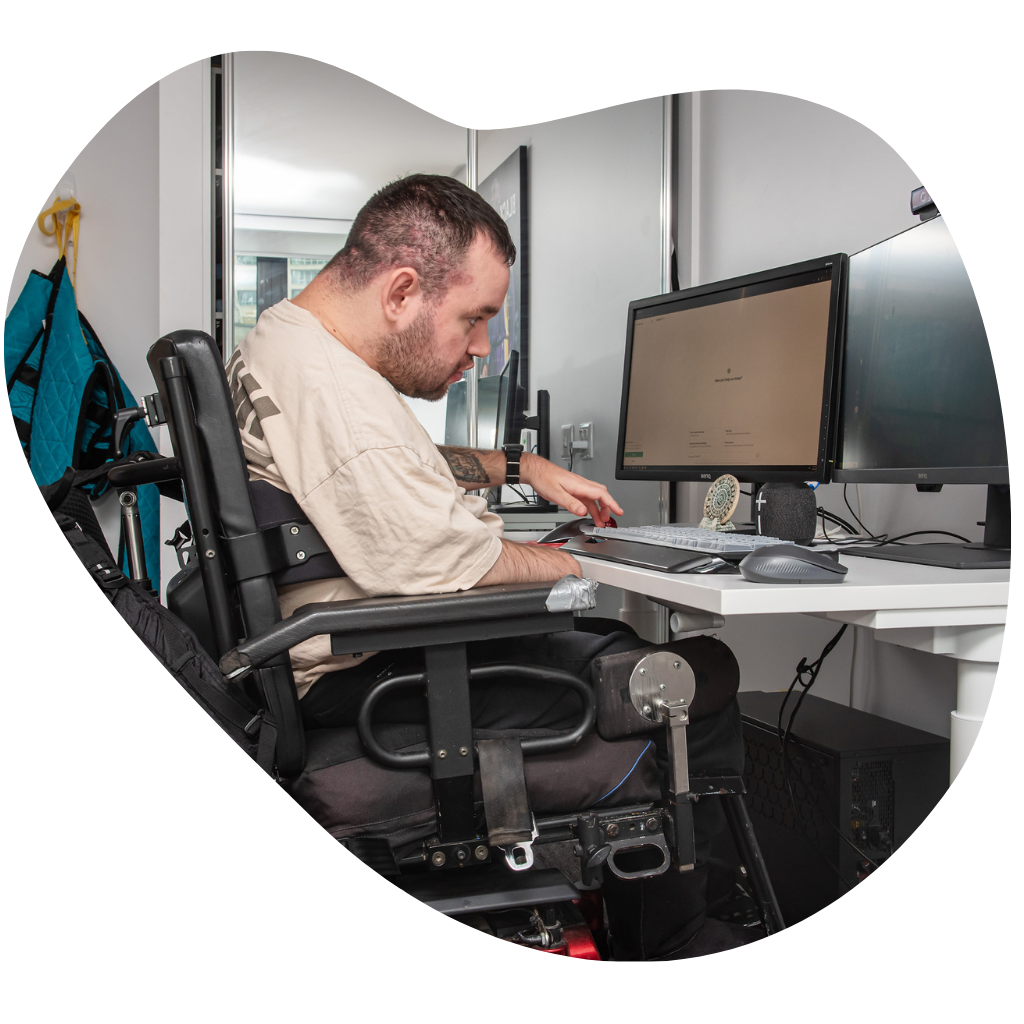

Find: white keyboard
<box><xmin>584</xmin><ymin>523</ymin><xmax>795</xmax><ymax>554</ymax></box>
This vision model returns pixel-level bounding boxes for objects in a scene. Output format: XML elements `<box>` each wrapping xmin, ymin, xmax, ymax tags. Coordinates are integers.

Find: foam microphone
<box><xmin>755</xmin><ymin>483</ymin><xmax>817</xmax><ymax>544</ymax></box>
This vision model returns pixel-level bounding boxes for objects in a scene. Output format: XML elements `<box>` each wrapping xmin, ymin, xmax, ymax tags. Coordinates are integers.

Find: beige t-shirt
<box><xmin>229</xmin><ymin>299</ymin><xmax>504</xmax><ymax>697</ymax></box>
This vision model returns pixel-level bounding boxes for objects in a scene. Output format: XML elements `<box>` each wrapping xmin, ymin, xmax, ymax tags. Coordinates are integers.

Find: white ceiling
<box><xmin>233</xmin><ymin>52</ymin><xmax>468</xmax><ymax>220</ymax></box>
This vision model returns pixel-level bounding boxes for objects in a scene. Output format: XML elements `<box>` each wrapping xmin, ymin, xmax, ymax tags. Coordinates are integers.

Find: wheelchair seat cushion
<box><xmin>287</xmin><ymin>727</ymin><xmax>660</xmax><ymax>845</ymax></box>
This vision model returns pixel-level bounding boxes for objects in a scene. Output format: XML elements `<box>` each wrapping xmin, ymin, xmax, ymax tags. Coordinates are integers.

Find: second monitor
<box><xmin>615</xmin><ymin>254</ymin><xmax>848</xmax><ymax>484</ymax></box>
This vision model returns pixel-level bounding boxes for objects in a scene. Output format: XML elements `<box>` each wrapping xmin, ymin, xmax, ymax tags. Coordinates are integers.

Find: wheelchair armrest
<box><xmin>219</xmin><ymin>576</ymin><xmax>597</xmax><ymax>679</ymax></box>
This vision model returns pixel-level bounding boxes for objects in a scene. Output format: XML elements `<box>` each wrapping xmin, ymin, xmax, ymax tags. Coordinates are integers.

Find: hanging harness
<box><xmin>5</xmin><ymin>256</ymin><xmax>161</xmax><ymax>587</ymax></box>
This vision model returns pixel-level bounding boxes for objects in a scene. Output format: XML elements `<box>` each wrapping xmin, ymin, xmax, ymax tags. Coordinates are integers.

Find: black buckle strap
<box><xmin>56</xmin><ymin>514</ymin><xmax>124</xmax><ymax>590</ymax></box>
<box><xmin>222</xmin><ymin>521</ymin><xmax>340</xmax><ymax>583</ymax></box>
<box><xmin>262</xmin><ymin>520</ymin><xmax>335</xmax><ymax>571</ymax></box>
<box><xmin>478</xmin><ymin>737</ymin><xmax>536</xmax><ymax>870</ymax></box>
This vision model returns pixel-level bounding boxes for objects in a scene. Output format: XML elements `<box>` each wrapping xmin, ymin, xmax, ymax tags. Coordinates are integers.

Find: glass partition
<box><xmin>228</xmin><ymin>52</ymin><xmax>467</xmax><ymax>438</ymax></box>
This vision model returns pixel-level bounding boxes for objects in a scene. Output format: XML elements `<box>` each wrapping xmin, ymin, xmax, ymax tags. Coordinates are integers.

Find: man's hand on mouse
<box><xmin>521</xmin><ymin>453</ymin><xmax>624</xmax><ymax>527</ymax></box>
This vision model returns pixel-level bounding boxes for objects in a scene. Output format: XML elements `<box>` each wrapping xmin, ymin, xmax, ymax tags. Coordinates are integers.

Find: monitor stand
<box><xmin>844</xmin><ymin>543</ymin><xmax>1009</xmax><ymax>570</ymax></box>
<box><xmin>844</xmin><ymin>485</ymin><xmax>1010</xmax><ymax>570</ymax></box>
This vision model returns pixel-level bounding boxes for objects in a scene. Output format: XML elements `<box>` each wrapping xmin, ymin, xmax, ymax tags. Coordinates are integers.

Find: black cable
<box><xmin>817</xmin><ymin>507</ymin><xmax>860</xmax><ymax>536</ymax></box>
<box><xmin>830</xmin><ymin>536</ymin><xmax>890</xmax><ymax>548</ymax></box>
<box><xmin>775</xmin><ymin>624</ymin><xmax>881</xmax><ymax>880</ymax></box>
<box><xmin>817</xmin><ymin>508</ymin><xmax>885</xmax><ymax>547</ymax></box>
<box><xmin>839</xmin><ymin>486</ymin><xmax>968</xmax><ymax>547</ymax></box>
<box><xmin>842</xmin><ymin>483</ymin><xmax>883</xmax><ymax>539</ymax></box>
<box><xmin>887</xmin><ymin>529</ymin><xmax>972</xmax><ymax>545</ymax></box>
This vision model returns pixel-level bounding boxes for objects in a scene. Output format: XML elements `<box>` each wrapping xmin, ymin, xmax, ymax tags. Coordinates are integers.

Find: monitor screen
<box><xmin>496</xmin><ymin>348</ymin><xmax>522</xmax><ymax>447</ymax></box>
<box><xmin>834</xmin><ymin>216</ymin><xmax>1007</xmax><ymax>484</ymax></box>
<box><xmin>615</xmin><ymin>255</ymin><xmax>847</xmax><ymax>482</ymax></box>
<box><xmin>443</xmin><ymin>351</ymin><xmax>518</xmax><ymax>450</ymax></box>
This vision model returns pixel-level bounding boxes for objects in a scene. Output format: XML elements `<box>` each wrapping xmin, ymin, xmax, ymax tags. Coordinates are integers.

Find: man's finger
<box><xmin>586</xmin><ymin>498</ymin><xmax>611</xmax><ymax>527</ymax></box>
<box><xmin>552</xmin><ymin>486</ymin><xmax>587</xmax><ymax>516</ymax></box>
<box><xmin>584</xmin><ymin>492</ymin><xmax>623</xmax><ymax>519</ymax></box>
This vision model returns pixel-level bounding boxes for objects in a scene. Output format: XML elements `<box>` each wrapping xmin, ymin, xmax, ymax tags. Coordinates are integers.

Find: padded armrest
<box><xmin>219</xmin><ymin>576</ymin><xmax>596</xmax><ymax>678</ymax></box>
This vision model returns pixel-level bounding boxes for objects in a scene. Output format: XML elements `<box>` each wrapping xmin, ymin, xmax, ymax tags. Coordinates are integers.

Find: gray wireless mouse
<box><xmin>739</xmin><ymin>545</ymin><xmax>848</xmax><ymax>584</ymax></box>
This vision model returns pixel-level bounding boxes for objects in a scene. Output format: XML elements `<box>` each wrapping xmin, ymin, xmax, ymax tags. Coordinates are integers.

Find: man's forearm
<box><xmin>438</xmin><ymin>445</ymin><xmax>507</xmax><ymax>489</ymax></box>
<box><xmin>439</xmin><ymin>447</ymin><xmax>623</xmax><ymax>528</ymax></box>
<box><xmin>475</xmin><ymin>538</ymin><xmax>581</xmax><ymax>587</ymax></box>
<box><xmin>439</xmin><ymin>447</ymin><xmax>549</xmax><ymax>491</ymax></box>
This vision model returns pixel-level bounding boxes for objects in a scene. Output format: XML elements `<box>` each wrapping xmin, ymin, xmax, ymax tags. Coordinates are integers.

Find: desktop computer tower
<box><xmin>714</xmin><ymin>691</ymin><xmax>949</xmax><ymax>925</ymax></box>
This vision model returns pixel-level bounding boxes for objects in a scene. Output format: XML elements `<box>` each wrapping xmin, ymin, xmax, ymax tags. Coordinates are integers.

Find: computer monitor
<box><xmin>615</xmin><ymin>254</ymin><xmax>848</xmax><ymax>484</ymax></box>
<box><xmin>495</xmin><ymin>349</ymin><xmax>522</xmax><ymax>447</ymax></box>
<box><xmin>833</xmin><ymin>215</ymin><xmax>1009</xmax><ymax>568</ymax></box>
<box><xmin>444</xmin><ymin>375</ymin><xmax>501</xmax><ymax>449</ymax></box>
<box><xmin>444</xmin><ymin>351</ymin><xmax>521</xmax><ymax>450</ymax></box>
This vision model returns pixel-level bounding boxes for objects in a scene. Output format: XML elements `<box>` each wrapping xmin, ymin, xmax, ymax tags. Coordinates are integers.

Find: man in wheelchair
<box><xmin>129</xmin><ymin>173</ymin><xmax>778</xmax><ymax>959</ymax></box>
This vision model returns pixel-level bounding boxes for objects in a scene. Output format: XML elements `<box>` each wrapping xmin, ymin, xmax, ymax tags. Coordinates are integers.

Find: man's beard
<box><xmin>376</xmin><ymin>308</ymin><xmax>459</xmax><ymax>401</ymax></box>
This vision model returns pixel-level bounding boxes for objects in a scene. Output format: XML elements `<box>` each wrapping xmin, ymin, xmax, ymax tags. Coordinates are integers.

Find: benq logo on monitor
<box><xmin>701</xmin><ymin>473</ymin><xmax>712</xmax><ymax>480</ymax></box>
<box><xmin>918</xmin><ymin>473</ymin><xmax>929</xmax><ymax>479</ymax></box>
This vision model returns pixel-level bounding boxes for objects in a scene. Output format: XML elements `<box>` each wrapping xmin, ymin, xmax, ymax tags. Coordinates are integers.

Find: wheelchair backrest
<box><xmin>147</xmin><ymin>329</ymin><xmax>306</xmax><ymax>776</ymax></box>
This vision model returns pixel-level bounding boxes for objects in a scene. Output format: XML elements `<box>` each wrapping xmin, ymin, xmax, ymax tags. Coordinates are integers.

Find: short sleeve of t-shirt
<box><xmin>305</xmin><ymin>444</ymin><xmax>502</xmax><ymax>595</ymax></box>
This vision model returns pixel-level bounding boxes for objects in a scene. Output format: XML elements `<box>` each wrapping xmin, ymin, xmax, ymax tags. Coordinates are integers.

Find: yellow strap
<box><xmin>37</xmin><ymin>197</ymin><xmax>82</xmax><ymax>287</ymax></box>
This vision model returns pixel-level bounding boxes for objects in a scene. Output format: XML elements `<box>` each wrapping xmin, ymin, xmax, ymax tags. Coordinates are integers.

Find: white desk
<box><xmin>575</xmin><ymin>551</ymin><xmax>1010</xmax><ymax>782</ymax></box>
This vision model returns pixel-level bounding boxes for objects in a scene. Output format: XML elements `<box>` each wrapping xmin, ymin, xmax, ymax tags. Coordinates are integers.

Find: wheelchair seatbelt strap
<box><xmin>477</xmin><ymin>738</ymin><xmax>537</xmax><ymax>871</ymax></box>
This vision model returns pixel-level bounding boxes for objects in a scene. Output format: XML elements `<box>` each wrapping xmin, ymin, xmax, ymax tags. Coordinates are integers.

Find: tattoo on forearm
<box><xmin>440</xmin><ymin>447</ymin><xmax>490</xmax><ymax>485</ymax></box>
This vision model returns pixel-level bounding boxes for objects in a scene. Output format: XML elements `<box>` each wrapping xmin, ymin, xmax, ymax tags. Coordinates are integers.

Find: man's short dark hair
<box><xmin>322</xmin><ymin>174</ymin><xmax>516</xmax><ymax>299</ymax></box>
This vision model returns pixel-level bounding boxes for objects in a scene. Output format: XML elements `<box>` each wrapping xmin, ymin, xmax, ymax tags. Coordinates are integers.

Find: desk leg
<box><xmin>864</xmin><ymin>623</ymin><xmax>1003</xmax><ymax>784</ymax></box>
<box><xmin>618</xmin><ymin>589</ymin><xmax>662</xmax><ymax>643</ymax></box>
<box><xmin>951</xmin><ymin>659</ymin><xmax>998</xmax><ymax>783</ymax></box>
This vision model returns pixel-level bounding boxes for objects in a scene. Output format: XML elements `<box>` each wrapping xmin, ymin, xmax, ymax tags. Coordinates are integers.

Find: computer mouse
<box><xmin>739</xmin><ymin>545</ymin><xmax>848</xmax><ymax>584</ymax></box>
<box><xmin>537</xmin><ymin>516</ymin><xmax>616</xmax><ymax>544</ymax></box>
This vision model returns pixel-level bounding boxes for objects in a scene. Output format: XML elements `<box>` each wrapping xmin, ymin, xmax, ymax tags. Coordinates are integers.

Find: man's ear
<box><xmin>381</xmin><ymin>267</ymin><xmax>422</xmax><ymax>324</ymax></box>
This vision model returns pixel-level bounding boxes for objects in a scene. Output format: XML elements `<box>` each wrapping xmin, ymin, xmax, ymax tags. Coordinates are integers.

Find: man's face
<box><xmin>376</xmin><ymin>234</ymin><xmax>510</xmax><ymax>401</ymax></box>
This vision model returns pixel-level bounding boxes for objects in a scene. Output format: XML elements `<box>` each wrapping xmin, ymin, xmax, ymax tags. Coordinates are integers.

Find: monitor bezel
<box><xmin>831</xmin><ymin>217</ymin><xmax>1009</xmax><ymax>487</ymax></box>
<box><xmin>831</xmin><ymin>464</ymin><xmax>1010</xmax><ymax>485</ymax></box>
<box><xmin>614</xmin><ymin>253</ymin><xmax>848</xmax><ymax>484</ymax></box>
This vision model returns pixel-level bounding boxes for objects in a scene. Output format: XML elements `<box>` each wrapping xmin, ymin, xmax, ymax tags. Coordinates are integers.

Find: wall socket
<box><xmin>577</xmin><ymin>422</ymin><xmax>594</xmax><ymax>460</ymax></box>
<box><xmin>561</xmin><ymin>423</ymin><xmax>594</xmax><ymax>461</ymax></box>
<box><xmin>561</xmin><ymin>424</ymin><xmax>574</xmax><ymax>461</ymax></box>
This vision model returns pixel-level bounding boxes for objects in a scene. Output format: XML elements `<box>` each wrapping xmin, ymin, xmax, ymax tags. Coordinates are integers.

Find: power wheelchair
<box><xmin>100</xmin><ymin>328</ymin><xmax>783</xmax><ymax>958</ymax></box>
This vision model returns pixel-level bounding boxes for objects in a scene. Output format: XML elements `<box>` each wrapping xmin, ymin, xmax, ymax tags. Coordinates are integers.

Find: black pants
<box><xmin>301</xmin><ymin>618</ymin><xmax>744</xmax><ymax>960</ymax></box>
